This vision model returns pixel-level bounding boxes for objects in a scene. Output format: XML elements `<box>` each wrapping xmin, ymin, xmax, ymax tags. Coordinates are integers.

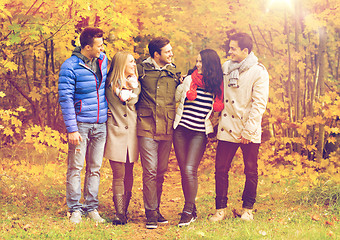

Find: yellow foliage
<box><xmin>16</xmin><ymin>106</ymin><xmax>26</xmax><ymax>112</ymax></box>
<box><xmin>1</xmin><ymin>59</ymin><xmax>18</xmax><ymax>72</ymax></box>
<box><xmin>3</xmin><ymin>127</ymin><xmax>14</xmax><ymax>136</ymax></box>
<box><xmin>24</xmin><ymin>125</ymin><xmax>67</xmax><ymax>154</ymax></box>
<box><xmin>28</xmin><ymin>88</ymin><xmax>42</xmax><ymax>101</ymax></box>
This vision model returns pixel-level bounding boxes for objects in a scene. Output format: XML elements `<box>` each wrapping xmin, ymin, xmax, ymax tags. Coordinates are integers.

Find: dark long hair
<box><xmin>198</xmin><ymin>49</ymin><xmax>223</xmax><ymax>96</ymax></box>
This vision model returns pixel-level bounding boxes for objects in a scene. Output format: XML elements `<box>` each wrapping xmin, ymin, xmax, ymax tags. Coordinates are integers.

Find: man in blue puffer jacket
<box><xmin>58</xmin><ymin>27</ymin><xmax>108</xmax><ymax>224</ymax></box>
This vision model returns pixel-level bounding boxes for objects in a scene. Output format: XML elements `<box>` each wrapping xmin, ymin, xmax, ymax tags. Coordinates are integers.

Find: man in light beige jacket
<box><xmin>210</xmin><ymin>32</ymin><xmax>269</xmax><ymax>222</ymax></box>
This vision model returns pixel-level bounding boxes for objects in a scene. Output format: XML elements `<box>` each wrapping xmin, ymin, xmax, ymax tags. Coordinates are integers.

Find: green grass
<box><xmin>0</xmin><ymin>146</ymin><xmax>339</xmax><ymax>239</ymax></box>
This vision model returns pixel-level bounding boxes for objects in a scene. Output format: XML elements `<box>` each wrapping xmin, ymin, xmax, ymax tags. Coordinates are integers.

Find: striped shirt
<box><xmin>178</xmin><ymin>87</ymin><xmax>213</xmax><ymax>132</ymax></box>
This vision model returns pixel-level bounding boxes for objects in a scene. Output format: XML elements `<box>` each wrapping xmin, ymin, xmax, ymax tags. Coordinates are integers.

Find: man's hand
<box><xmin>179</xmin><ymin>74</ymin><xmax>187</xmax><ymax>83</ymax></box>
<box><xmin>238</xmin><ymin>136</ymin><xmax>251</xmax><ymax>144</ymax></box>
<box><xmin>68</xmin><ymin>131</ymin><xmax>82</xmax><ymax>145</ymax></box>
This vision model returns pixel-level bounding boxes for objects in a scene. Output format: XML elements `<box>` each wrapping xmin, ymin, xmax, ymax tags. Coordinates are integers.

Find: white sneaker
<box><xmin>240</xmin><ymin>208</ymin><xmax>253</xmax><ymax>221</ymax></box>
<box><xmin>88</xmin><ymin>209</ymin><xmax>105</xmax><ymax>223</ymax></box>
<box><xmin>69</xmin><ymin>210</ymin><xmax>82</xmax><ymax>224</ymax></box>
<box><xmin>209</xmin><ymin>208</ymin><xmax>227</xmax><ymax>222</ymax></box>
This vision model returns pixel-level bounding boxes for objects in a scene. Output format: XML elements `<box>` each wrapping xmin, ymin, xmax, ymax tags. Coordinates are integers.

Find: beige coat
<box><xmin>104</xmin><ymin>82</ymin><xmax>141</xmax><ymax>163</ymax></box>
<box><xmin>217</xmin><ymin>60</ymin><xmax>269</xmax><ymax>144</ymax></box>
<box><xmin>173</xmin><ymin>75</ymin><xmax>215</xmax><ymax>134</ymax></box>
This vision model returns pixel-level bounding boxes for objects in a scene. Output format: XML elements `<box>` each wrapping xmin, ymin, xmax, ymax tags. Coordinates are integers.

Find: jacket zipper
<box><xmin>79</xmin><ymin>59</ymin><xmax>104</xmax><ymax>123</ymax></box>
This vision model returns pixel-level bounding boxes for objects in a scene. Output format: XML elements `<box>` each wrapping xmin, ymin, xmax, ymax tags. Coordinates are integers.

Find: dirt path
<box><xmin>99</xmin><ymin>145</ymin><xmax>216</xmax><ymax>239</ymax></box>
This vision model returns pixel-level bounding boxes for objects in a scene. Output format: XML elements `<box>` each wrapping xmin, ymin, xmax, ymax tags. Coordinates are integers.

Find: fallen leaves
<box><xmin>312</xmin><ymin>214</ymin><xmax>321</xmax><ymax>221</ymax></box>
<box><xmin>325</xmin><ymin>220</ymin><xmax>334</xmax><ymax>226</ymax></box>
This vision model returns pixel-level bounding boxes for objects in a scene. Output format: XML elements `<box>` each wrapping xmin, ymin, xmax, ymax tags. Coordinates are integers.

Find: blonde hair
<box><xmin>107</xmin><ymin>51</ymin><xmax>138</xmax><ymax>91</ymax></box>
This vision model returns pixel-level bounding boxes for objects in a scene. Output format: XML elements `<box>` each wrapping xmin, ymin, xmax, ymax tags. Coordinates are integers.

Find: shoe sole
<box><xmin>70</xmin><ymin>220</ymin><xmax>81</xmax><ymax>224</ymax></box>
<box><xmin>158</xmin><ymin>220</ymin><xmax>169</xmax><ymax>224</ymax></box>
<box><xmin>146</xmin><ymin>225</ymin><xmax>158</xmax><ymax>229</ymax></box>
<box><xmin>178</xmin><ymin>217</ymin><xmax>196</xmax><ymax>227</ymax></box>
<box><xmin>241</xmin><ymin>217</ymin><xmax>253</xmax><ymax>221</ymax></box>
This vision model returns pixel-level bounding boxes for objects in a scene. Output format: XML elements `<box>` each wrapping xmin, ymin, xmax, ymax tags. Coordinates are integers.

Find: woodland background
<box><xmin>0</xmin><ymin>0</ymin><xmax>339</xmax><ymax>239</ymax></box>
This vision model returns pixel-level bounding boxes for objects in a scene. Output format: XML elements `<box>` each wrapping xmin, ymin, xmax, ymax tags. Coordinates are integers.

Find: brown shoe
<box><xmin>209</xmin><ymin>208</ymin><xmax>226</xmax><ymax>222</ymax></box>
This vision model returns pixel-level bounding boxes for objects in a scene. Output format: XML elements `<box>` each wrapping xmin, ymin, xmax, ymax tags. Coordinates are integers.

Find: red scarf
<box><xmin>186</xmin><ymin>69</ymin><xmax>224</xmax><ymax>112</ymax></box>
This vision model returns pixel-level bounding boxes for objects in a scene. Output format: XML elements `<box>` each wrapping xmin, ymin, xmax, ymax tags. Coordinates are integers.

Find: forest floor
<box><xmin>0</xmin><ymin>141</ymin><xmax>339</xmax><ymax>239</ymax></box>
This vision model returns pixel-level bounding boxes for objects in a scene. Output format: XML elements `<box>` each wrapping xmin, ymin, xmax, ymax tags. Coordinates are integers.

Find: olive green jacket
<box><xmin>136</xmin><ymin>57</ymin><xmax>181</xmax><ymax>140</ymax></box>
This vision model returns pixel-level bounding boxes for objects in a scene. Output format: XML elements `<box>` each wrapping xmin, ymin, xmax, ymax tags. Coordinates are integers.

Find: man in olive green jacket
<box><xmin>137</xmin><ymin>37</ymin><xmax>180</xmax><ymax>229</ymax></box>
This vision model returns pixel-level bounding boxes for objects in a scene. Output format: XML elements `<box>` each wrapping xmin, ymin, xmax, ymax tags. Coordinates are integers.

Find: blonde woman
<box><xmin>104</xmin><ymin>52</ymin><xmax>140</xmax><ymax>225</ymax></box>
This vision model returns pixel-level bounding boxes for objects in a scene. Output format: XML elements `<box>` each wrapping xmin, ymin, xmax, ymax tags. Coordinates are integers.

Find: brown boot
<box><xmin>112</xmin><ymin>194</ymin><xmax>127</xmax><ymax>225</ymax></box>
<box><xmin>209</xmin><ymin>208</ymin><xmax>227</xmax><ymax>222</ymax></box>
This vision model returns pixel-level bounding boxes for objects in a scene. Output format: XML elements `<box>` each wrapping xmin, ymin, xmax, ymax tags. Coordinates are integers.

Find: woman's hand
<box><xmin>238</xmin><ymin>136</ymin><xmax>251</xmax><ymax>144</ymax></box>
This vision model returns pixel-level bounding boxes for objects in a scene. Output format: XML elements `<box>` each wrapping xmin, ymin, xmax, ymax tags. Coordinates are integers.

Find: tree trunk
<box><xmin>294</xmin><ymin>1</ymin><xmax>302</xmax><ymax>154</ymax></box>
<box><xmin>316</xmin><ymin>27</ymin><xmax>327</xmax><ymax>161</ymax></box>
<box><xmin>285</xmin><ymin>10</ymin><xmax>293</xmax><ymax>153</ymax></box>
<box><xmin>44</xmin><ymin>41</ymin><xmax>51</xmax><ymax>126</ymax></box>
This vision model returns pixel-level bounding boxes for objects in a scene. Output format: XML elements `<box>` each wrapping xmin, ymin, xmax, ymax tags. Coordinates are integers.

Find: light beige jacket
<box><xmin>104</xmin><ymin>82</ymin><xmax>141</xmax><ymax>163</ymax></box>
<box><xmin>173</xmin><ymin>75</ymin><xmax>215</xmax><ymax>135</ymax></box>
<box><xmin>217</xmin><ymin>60</ymin><xmax>269</xmax><ymax>143</ymax></box>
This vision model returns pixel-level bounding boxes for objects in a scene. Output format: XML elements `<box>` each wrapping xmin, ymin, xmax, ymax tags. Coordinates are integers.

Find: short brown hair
<box><xmin>148</xmin><ymin>37</ymin><xmax>170</xmax><ymax>58</ymax></box>
<box><xmin>229</xmin><ymin>33</ymin><xmax>253</xmax><ymax>53</ymax></box>
<box><xmin>80</xmin><ymin>27</ymin><xmax>104</xmax><ymax>48</ymax></box>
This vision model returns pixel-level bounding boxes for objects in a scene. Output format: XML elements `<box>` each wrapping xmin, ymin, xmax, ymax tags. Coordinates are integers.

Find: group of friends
<box><xmin>58</xmin><ymin>27</ymin><xmax>269</xmax><ymax>229</ymax></box>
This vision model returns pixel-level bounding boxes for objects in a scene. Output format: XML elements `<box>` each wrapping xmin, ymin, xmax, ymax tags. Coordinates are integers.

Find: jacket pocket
<box><xmin>137</xmin><ymin>108</ymin><xmax>153</xmax><ymax>131</ymax></box>
<box><xmin>74</xmin><ymin>100</ymin><xmax>82</xmax><ymax>115</ymax></box>
<box><xmin>107</xmin><ymin>114</ymin><xmax>118</xmax><ymax>127</ymax></box>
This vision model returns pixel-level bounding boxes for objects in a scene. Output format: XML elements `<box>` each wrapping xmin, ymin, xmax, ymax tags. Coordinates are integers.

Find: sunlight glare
<box><xmin>266</xmin><ymin>0</ymin><xmax>293</xmax><ymax>12</ymax></box>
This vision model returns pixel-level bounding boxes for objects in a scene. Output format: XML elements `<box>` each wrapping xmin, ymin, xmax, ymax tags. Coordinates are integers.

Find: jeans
<box><xmin>173</xmin><ymin>126</ymin><xmax>207</xmax><ymax>210</ymax></box>
<box><xmin>138</xmin><ymin>136</ymin><xmax>172</xmax><ymax>211</ymax></box>
<box><xmin>66</xmin><ymin>122</ymin><xmax>106</xmax><ymax>213</ymax></box>
<box><xmin>215</xmin><ymin>140</ymin><xmax>260</xmax><ymax>209</ymax></box>
<box><xmin>109</xmin><ymin>155</ymin><xmax>134</xmax><ymax>195</ymax></box>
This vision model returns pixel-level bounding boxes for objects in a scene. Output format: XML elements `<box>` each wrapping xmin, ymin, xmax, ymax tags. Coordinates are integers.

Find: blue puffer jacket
<box><xmin>58</xmin><ymin>50</ymin><xmax>108</xmax><ymax>133</ymax></box>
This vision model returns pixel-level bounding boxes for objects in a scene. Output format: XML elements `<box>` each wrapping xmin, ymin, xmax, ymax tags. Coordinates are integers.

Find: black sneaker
<box><xmin>146</xmin><ymin>218</ymin><xmax>157</xmax><ymax>229</ymax></box>
<box><xmin>192</xmin><ymin>205</ymin><xmax>197</xmax><ymax>221</ymax></box>
<box><xmin>157</xmin><ymin>211</ymin><xmax>168</xmax><ymax>224</ymax></box>
<box><xmin>146</xmin><ymin>210</ymin><xmax>158</xmax><ymax>229</ymax></box>
<box><xmin>192</xmin><ymin>208</ymin><xmax>197</xmax><ymax>221</ymax></box>
<box><xmin>178</xmin><ymin>211</ymin><xmax>196</xmax><ymax>227</ymax></box>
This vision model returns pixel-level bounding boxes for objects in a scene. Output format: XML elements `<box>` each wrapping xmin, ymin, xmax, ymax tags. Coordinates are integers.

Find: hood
<box><xmin>142</xmin><ymin>57</ymin><xmax>176</xmax><ymax>70</ymax></box>
<box><xmin>72</xmin><ymin>46</ymin><xmax>89</xmax><ymax>63</ymax></box>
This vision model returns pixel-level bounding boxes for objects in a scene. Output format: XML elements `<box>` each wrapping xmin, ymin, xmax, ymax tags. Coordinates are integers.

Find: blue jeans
<box><xmin>173</xmin><ymin>126</ymin><xmax>207</xmax><ymax>209</ymax></box>
<box><xmin>215</xmin><ymin>140</ymin><xmax>260</xmax><ymax>209</ymax></box>
<box><xmin>66</xmin><ymin>122</ymin><xmax>106</xmax><ymax>213</ymax></box>
<box><xmin>138</xmin><ymin>136</ymin><xmax>172</xmax><ymax>211</ymax></box>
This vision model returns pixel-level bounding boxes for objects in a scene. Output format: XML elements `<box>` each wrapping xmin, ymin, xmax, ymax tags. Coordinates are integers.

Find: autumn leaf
<box><xmin>312</xmin><ymin>214</ymin><xmax>321</xmax><ymax>221</ymax></box>
<box><xmin>29</xmin><ymin>90</ymin><xmax>41</xmax><ymax>101</ymax></box>
<box><xmin>3</xmin><ymin>127</ymin><xmax>14</xmax><ymax>136</ymax></box>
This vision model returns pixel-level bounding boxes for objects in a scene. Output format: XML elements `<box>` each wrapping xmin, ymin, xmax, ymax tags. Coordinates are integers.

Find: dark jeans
<box><xmin>215</xmin><ymin>140</ymin><xmax>260</xmax><ymax>209</ymax></box>
<box><xmin>109</xmin><ymin>154</ymin><xmax>134</xmax><ymax>196</ymax></box>
<box><xmin>173</xmin><ymin>126</ymin><xmax>207</xmax><ymax>210</ymax></box>
<box><xmin>138</xmin><ymin>136</ymin><xmax>172</xmax><ymax>211</ymax></box>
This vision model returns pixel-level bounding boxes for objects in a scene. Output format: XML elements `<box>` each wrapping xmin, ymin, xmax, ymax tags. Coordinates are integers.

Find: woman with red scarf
<box><xmin>173</xmin><ymin>49</ymin><xmax>224</xmax><ymax>226</ymax></box>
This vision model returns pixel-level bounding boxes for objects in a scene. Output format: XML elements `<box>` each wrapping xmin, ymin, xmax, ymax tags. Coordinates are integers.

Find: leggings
<box><xmin>173</xmin><ymin>126</ymin><xmax>207</xmax><ymax>208</ymax></box>
<box><xmin>109</xmin><ymin>155</ymin><xmax>134</xmax><ymax>195</ymax></box>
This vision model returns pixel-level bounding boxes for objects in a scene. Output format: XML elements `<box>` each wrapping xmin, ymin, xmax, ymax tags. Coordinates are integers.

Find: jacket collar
<box><xmin>72</xmin><ymin>46</ymin><xmax>105</xmax><ymax>63</ymax></box>
<box><xmin>143</xmin><ymin>57</ymin><xmax>175</xmax><ymax>70</ymax></box>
